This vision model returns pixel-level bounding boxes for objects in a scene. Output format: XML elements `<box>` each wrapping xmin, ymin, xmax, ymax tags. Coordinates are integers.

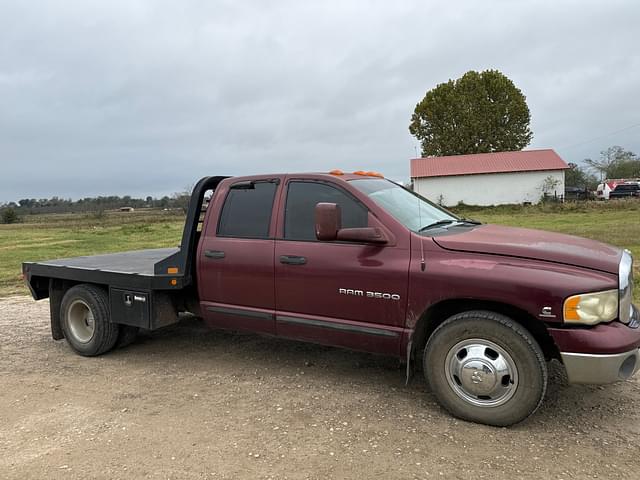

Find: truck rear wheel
<box><xmin>60</xmin><ymin>284</ymin><xmax>119</xmax><ymax>356</ymax></box>
<box><xmin>424</xmin><ymin>310</ymin><xmax>547</xmax><ymax>426</ymax></box>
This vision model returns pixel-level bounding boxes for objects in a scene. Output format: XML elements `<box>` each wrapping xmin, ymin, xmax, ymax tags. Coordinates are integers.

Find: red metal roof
<box><xmin>410</xmin><ymin>149</ymin><xmax>568</xmax><ymax>178</ymax></box>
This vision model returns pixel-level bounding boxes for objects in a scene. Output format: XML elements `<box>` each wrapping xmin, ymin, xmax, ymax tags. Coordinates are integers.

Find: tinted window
<box><xmin>284</xmin><ymin>181</ymin><xmax>368</xmax><ymax>241</ymax></box>
<box><xmin>217</xmin><ymin>181</ymin><xmax>277</xmax><ymax>238</ymax></box>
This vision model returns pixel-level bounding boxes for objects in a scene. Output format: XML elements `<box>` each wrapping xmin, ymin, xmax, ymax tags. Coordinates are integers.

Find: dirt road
<box><xmin>1</xmin><ymin>296</ymin><xmax>639</xmax><ymax>479</ymax></box>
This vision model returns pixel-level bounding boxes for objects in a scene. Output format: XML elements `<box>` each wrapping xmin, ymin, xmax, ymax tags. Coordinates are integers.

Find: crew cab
<box><xmin>23</xmin><ymin>171</ymin><xmax>640</xmax><ymax>426</ymax></box>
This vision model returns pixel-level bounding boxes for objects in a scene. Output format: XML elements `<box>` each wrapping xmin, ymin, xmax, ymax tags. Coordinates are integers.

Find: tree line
<box><xmin>1</xmin><ymin>192</ymin><xmax>191</xmax><ymax>223</ymax></box>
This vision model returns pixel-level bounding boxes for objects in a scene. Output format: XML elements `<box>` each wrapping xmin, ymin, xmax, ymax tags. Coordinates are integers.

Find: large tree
<box><xmin>409</xmin><ymin>70</ymin><xmax>533</xmax><ymax>156</ymax></box>
<box><xmin>584</xmin><ymin>146</ymin><xmax>640</xmax><ymax>180</ymax></box>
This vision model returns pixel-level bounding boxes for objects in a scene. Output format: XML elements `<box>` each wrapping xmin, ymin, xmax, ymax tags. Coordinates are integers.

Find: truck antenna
<box><xmin>417</xmin><ymin>189</ymin><xmax>426</xmax><ymax>271</ymax></box>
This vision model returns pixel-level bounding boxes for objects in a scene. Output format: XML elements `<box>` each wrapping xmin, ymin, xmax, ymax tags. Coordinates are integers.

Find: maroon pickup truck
<box><xmin>23</xmin><ymin>171</ymin><xmax>639</xmax><ymax>426</ymax></box>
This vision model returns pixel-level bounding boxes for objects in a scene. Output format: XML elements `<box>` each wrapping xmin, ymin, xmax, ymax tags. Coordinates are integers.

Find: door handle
<box><xmin>279</xmin><ymin>255</ymin><xmax>307</xmax><ymax>265</ymax></box>
<box><xmin>204</xmin><ymin>250</ymin><xmax>225</xmax><ymax>259</ymax></box>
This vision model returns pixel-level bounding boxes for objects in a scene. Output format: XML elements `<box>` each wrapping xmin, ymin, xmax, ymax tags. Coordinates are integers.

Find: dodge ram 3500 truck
<box><xmin>23</xmin><ymin>172</ymin><xmax>639</xmax><ymax>426</ymax></box>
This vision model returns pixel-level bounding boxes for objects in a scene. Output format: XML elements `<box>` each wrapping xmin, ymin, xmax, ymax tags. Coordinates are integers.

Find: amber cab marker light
<box><xmin>170</xmin><ymin>279</ymin><xmax>177</xmax><ymax>286</ymax></box>
<box><xmin>352</xmin><ymin>170</ymin><xmax>384</xmax><ymax>178</ymax></box>
<box><xmin>167</xmin><ymin>267</ymin><xmax>179</xmax><ymax>274</ymax></box>
<box><xmin>329</xmin><ymin>169</ymin><xmax>344</xmax><ymax>176</ymax></box>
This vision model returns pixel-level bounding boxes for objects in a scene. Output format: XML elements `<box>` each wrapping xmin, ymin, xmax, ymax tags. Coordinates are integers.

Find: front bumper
<box><xmin>561</xmin><ymin>348</ymin><xmax>640</xmax><ymax>384</ymax></box>
<box><xmin>551</xmin><ymin>304</ymin><xmax>640</xmax><ymax>384</ymax></box>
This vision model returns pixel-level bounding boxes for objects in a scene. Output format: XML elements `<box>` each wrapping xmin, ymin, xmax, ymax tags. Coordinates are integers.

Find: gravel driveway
<box><xmin>1</xmin><ymin>296</ymin><xmax>639</xmax><ymax>479</ymax></box>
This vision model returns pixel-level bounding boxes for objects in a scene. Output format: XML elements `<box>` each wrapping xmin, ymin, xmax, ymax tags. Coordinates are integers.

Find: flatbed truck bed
<box><xmin>23</xmin><ymin>247</ymin><xmax>181</xmax><ymax>290</ymax></box>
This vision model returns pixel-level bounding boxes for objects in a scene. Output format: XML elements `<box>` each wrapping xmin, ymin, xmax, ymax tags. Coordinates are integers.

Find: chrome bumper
<box><xmin>561</xmin><ymin>348</ymin><xmax>640</xmax><ymax>384</ymax></box>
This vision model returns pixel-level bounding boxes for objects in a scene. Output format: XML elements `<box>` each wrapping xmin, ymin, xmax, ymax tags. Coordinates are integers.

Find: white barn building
<box><xmin>411</xmin><ymin>149</ymin><xmax>568</xmax><ymax>206</ymax></box>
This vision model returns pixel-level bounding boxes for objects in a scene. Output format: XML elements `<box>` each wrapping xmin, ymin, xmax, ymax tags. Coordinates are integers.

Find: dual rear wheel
<box><xmin>60</xmin><ymin>284</ymin><xmax>138</xmax><ymax>356</ymax></box>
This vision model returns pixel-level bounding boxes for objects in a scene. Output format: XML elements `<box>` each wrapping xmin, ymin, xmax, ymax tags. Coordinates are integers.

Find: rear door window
<box><xmin>217</xmin><ymin>181</ymin><xmax>278</xmax><ymax>238</ymax></box>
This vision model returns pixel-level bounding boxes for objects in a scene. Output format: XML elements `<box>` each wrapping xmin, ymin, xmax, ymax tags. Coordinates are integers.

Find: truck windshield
<box><xmin>350</xmin><ymin>178</ymin><xmax>459</xmax><ymax>232</ymax></box>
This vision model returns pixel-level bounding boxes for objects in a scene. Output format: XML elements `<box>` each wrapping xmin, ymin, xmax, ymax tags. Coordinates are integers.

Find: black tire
<box><xmin>424</xmin><ymin>310</ymin><xmax>547</xmax><ymax>427</ymax></box>
<box><xmin>60</xmin><ymin>284</ymin><xmax>119</xmax><ymax>357</ymax></box>
<box><xmin>116</xmin><ymin>325</ymin><xmax>139</xmax><ymax>349</ymax></box>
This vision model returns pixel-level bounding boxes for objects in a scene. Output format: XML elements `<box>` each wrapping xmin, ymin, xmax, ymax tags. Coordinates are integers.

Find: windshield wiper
<box><xmin>419</xmin><ymin>219</ymin><xmax>455</xmax><ymax>232</ymax></box>
<box><xmin>419</xmin><ymin>218</ymin><xmax>482</xmax><ymax>232</ymax></box>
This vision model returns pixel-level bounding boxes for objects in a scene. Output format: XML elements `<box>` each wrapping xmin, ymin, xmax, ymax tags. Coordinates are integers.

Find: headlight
<box><xmin>563</xmin><ymin>290</ymin><xmax>618</xmax><ymax>325</ymax></box>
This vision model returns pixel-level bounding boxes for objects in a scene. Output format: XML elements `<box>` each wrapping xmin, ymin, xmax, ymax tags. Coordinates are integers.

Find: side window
<box><xmin>217</xmin><ymin>181</ymin><xmax>277</xmax><ymax>238</ymax></box>
<box><xmin>284</xmin><ymin>181</ymin><xmax>368</xmax><ymax>241</ymax></box>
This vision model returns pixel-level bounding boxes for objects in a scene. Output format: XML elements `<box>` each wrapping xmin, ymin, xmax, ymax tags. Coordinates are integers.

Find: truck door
<box><xmin>197</xmin><ymin>178</ymin><xmax>281</xmax><ymax>335</ymax></box>
<box><xmin>274</xmin><ymin>179</ymin><xmax>410</xmax><ymax>356</ymax></box>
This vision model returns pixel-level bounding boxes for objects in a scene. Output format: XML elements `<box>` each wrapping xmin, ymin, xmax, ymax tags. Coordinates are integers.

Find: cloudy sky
<box><xmin>1</xmin><ymin>0</ymin><xmax>639</xmax><ymax>202</ymax></box>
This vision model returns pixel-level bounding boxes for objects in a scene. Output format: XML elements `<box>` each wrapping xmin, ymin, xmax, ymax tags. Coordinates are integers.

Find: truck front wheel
<box><xmin>424</xmin><ymin>311</ymin><xmax>547</xmax><ymax>426</ymax></box>
<box><xmin>60</xmin><ymin>284</ymin><xmax>119</xmax><ymax>356</ymax></box>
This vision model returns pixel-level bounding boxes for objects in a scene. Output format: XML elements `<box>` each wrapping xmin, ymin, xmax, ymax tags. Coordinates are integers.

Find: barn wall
<box><xmin>413</xmin><ymin>170</ymin><xmax>565</xmax><ymax>206</ymax></box>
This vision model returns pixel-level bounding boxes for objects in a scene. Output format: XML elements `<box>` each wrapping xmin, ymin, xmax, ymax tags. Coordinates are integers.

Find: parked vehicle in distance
<box><xmin>609</xmin><ymin>182</ymin><xmax>640</xmax><ymax>199</ymax></box>
<box><xmin>596</xmin><ymin>179</ymin><xmax>640</xmax><ymax>200</ymax></box>
<box><xmin>564</xmin><ymin>186</ymin><xmax>591</xmax><ymax>201</ymax></box>
<box><xmin>23</xmin><ymin>171</ymin><xmax>639</xmax><ymax>426</ymax></box>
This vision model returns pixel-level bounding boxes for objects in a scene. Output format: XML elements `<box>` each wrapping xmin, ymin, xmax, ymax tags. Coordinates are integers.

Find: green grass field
<box><xmin>0</xmin><ymin>210</ymin><xmax>185</xmax><ymax>296</ymax></box>
<box><xmin>1</xmin><ymin>203</ymin><xmax>638</xmax><ymax>301</ymax></box>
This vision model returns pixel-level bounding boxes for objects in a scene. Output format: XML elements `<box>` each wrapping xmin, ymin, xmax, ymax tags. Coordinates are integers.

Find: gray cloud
<box><xmin>1</xmin><ymin>0</ymin><xmax>639</xmax><ymax>201</ymax></box>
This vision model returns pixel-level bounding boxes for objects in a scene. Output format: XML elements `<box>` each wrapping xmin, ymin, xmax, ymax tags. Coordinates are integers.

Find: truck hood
<box><xmin>432</xmin><ymin>224</ymin><xmax>621</xmax><ymax>274</ymax></box>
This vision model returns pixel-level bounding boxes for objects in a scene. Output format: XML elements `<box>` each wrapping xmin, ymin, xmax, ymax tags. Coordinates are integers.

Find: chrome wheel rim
<box><xmin>444</xmin><ymin>338</ymin><xmax>518</xmax><ymax>407</ymax></box>
<box><xmin>67</xmin><ymin>300</ymin><xmax>95</xmax><ymax>343</ymax></box>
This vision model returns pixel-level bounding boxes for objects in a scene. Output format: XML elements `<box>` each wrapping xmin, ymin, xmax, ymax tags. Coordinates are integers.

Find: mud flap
<box><xmin>49</xmin><ymin>279</ymin><xmax>65</xmax><ymax>340</ymax></box>
<box><xmin>405</xmin><ymin>338</ymin><xmax>414</xmax><ymax>385</ymax></box>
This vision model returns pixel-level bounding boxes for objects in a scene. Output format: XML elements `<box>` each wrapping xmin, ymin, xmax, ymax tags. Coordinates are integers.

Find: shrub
<box><xmin>91</xmin><ymin>209</ymin><xmax>105</xmax><ymax>220</ymax></box>
<box><xmin>1</xmin><ymin>208</ymin><xmax>20</xmax><ymax>224</ymax></box>
<box><xmin>449</xmin><ymin>198</ymin><xmax>640</xmax><ymax>217</ymax></box>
